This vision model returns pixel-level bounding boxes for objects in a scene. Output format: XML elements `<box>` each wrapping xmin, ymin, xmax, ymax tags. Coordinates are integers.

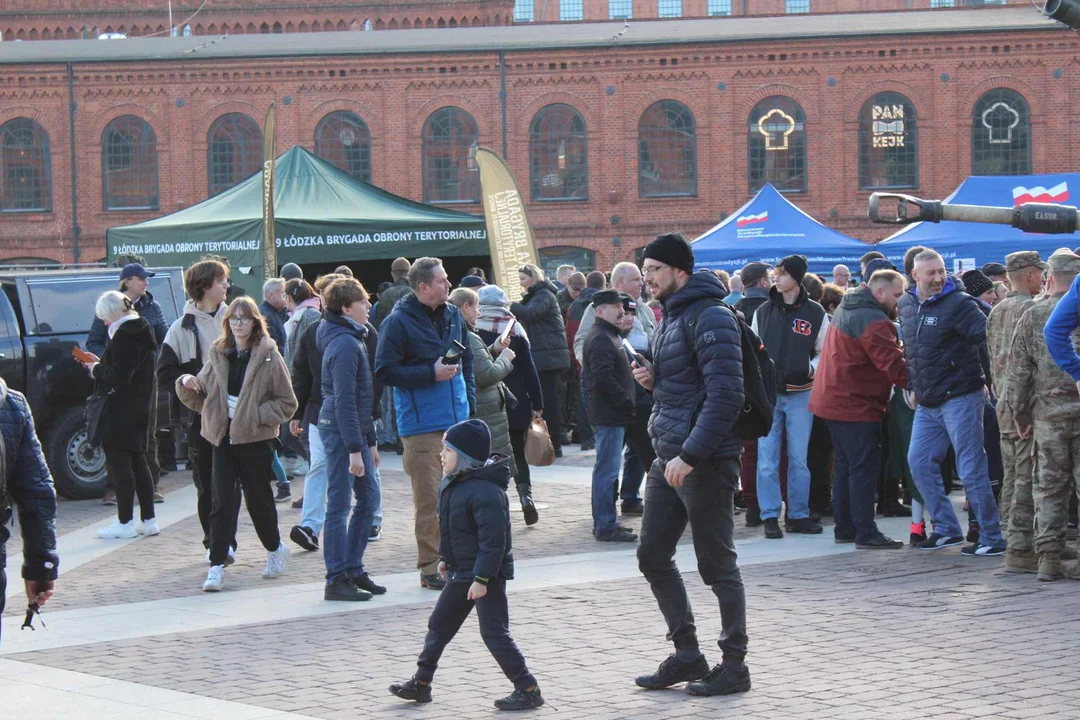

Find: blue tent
<box><xmin>692</xmin><ymin>184</ymin><xmax>872</xmax><ymax>276</ymax></box>
<box><xmin>876</xmin><ymin>173</ymin><xmax>1080</xmax><ymax>274</ymax></box>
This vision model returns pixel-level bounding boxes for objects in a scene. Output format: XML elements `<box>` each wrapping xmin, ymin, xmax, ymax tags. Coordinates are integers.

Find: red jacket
<box><xmin>809</xmin><ymin>286</ymin><xmax>907</xmax><ymax>423</ymax></box>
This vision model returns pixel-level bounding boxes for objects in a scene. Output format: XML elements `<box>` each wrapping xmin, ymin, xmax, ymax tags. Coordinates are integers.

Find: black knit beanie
<box><xmin>777</xmin><ymin>255</ymin><xmax>808</xmax><ymax>285</ymax></box>
<box><xmin>642</xmin><ymin>232</ymin><xmax>695</xmax><ymax>274</ymax></box>
<box><xmin>961</xmin><ymin>270</ymin><xmax>994</xmax><ymax>299</ymax></box>
<box><xmin>443</xmin><ymin>419</ymin><xmax>492</xmax><ymax>467</ymax></box>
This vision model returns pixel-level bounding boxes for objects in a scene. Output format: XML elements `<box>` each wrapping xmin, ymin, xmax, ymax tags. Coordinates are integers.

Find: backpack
<box><xmin>683</xmin><ymin>299</ymin><xmax>776</xmax><ymax>441</ymax></box>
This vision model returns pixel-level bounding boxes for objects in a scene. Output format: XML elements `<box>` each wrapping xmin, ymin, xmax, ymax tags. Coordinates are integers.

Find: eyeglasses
<box><xmin>228</xmin><ymin>316</ymin><xmax>254</xmax><ymax>326</ymax></box>
<box><xmin>642</xmin><ymin>263</ymin><xmax>669</xmax><ymax>277</ymax></box>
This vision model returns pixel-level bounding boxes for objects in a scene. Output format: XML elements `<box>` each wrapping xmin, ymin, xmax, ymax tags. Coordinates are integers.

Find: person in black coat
<box><xmin>81</xmin><ymin>292</ymin><xmax>160</xmax><ymax>540</ymax></box>
<box><xmin>582</xmin><ymin>290</ymin><xmax>638</xmax><ymax>542</ymax></box>
<box><xmin>510</xmin><ymin>265</ymin><xmax>570</xmax><ymax>455</ymax></box>
<box><xmin>0</xmin><ymin>377</ymin><xmax>58</xmax><ymax>645</ymax></box>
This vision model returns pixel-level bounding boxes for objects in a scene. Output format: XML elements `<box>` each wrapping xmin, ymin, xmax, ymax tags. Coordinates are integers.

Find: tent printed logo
<box><xmin>757</xmin><ymin>109</ymin><xmax>795</xmax><ymax>151</ymax></box>
<box><xmin>1012</xmin><ymin>182</ymin><xmax>1069</xmax><ymax>206</ymax></box>
<box><xmin>982</xmin><ymin>102</ymin><xmax>1020</xmax><ymax>145</ymax></box>
<box><xmin>736</xmin><ymin>211</ymin><xmax>769</xmax><ymax>228</ymax></box>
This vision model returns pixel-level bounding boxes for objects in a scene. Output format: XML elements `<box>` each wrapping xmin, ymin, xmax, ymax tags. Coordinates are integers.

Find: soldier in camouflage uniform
<box><xmin>1006</xmin><ymin>249</ymin><xmax>1080</xmax><ymax>581</ymax></box>
<box><xmin>986</xmin><ymin>251</ymin><xmax>1046</xmax><ymax>572</ymax></box>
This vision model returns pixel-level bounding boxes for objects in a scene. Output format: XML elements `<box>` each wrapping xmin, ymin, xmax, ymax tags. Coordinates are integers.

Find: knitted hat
<box><xmin>777</xmin><ymin>255</ymin><xmax>808</xmax><ymax>285</ymax></box>
<box><xmin>981</xmin><ymin>261</ymin><xmax>1008</xmax><ymax>278</ymax></box>
<box><xmin>460</xmin><ymin>275</ymin><xmax>486</xmax><ymax>288</ymax></box>
<box><xmin>280</xmin><ymin>263</ymin><xmax>303</xmax><ymax>281</ymax></box>
<box><xmin>477</xmin><ymin>285</ymin><xmax>510</xmax><ymax>307</ymax></box>
<box><xmin>642</xmin><ymin>232</ymin><xmax>695</xmax><ymax>274</ymax></box>
<box><xmin>864</xmin><ymin>257</ymin><xmax>897</xmax><ymax>279</ymax></box>
<box><xmin>443</xmin><ymin>419</ymin><xmax>492</xmax><ymax>467</ymax></box>
<box><xmin>961</xmin><ymin>269</ymin><xmax>995</xmax><ymax>299</ymax></box>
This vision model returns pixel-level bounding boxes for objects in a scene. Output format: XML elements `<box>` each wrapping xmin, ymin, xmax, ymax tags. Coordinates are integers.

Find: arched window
<box><xmin>0</xmin><ymin>118</ymin><xmax>52</xmax><ymax>212</ymax></box>
<box><xmin>314</xmin><ymin>111</ymin><xmax>372</xmax><ymax>183</ymax></box>
<box><xmin>422</xmin><ymin>107</ymin><xmax>479</xmax><ymax>204</ymax></box>
<box><xmin>638</xmin><ymin>100</ymin><xmax>697</xmax><ymax>197</ymax></box>
<box><xmin>529</xmin><ymin>104</ymin><xmax>587</xmax><ymax>202</ymax></box>
<box><xmin>748</xmin><ymin>96</ymin><xmax>806</xmax><ymax>193</ymax></box>
<box><xmin>539</xmin><ymin>246</ymin><xmax>595</xmax><ymax>278</ymax></box>
<box><xmin>102</xmin><ymin>115</ymin><xmax>158</xmax><ymax>210</ymax></box>
<box><xmin>207</xmin><ymin>113</ymin><xmax>262</xmax><ymax>196</ymax></box>
<box><xmin>859</xmin><ymin>92</ymin><xmax>918</xmax><ymax>190</ymax></box>
<box><xmin>972</xmin><ymin>88</ymin><xmax>1031</xmax><ymax>176</ymax></box>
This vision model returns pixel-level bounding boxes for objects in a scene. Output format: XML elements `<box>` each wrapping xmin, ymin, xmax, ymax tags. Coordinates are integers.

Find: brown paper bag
<box><xmin>524</xmin><ymin>417</ymin><xmax>556</xmax><ymax>467</ymax></box>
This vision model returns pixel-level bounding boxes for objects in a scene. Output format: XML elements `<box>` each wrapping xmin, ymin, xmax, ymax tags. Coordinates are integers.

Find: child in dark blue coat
<box><xmin>389</xmin><ymin>419</ymin><xmax>544</xmax><ymax>712</ymax></box>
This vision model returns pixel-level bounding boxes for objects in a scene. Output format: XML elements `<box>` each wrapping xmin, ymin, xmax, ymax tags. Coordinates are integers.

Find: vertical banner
<box><xmin>262</xmin><ymin>102</ymin><xmax>277</xmax><ymax>282</ymax></box>
<box><xmin>474</xmin><ymin>146</ymin><xmax>538</xmax><ymax>303</ymax></box>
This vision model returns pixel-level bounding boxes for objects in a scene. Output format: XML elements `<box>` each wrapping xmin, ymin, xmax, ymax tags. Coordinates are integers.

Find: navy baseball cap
<box><xmin>120</xmin><ymin>263</ymin><xmax>155</xmax><ymax>281</ymax></box>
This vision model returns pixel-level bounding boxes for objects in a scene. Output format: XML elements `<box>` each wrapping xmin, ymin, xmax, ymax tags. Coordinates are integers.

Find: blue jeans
<box><xmin>756</xmin><ymin>390</ymin><xmax>813</xmax><ymax>521</ymax></box>
<box><xmin>377</xmin><ymin>387</ymin><xmax>397</xmax><ymax>445</ymax></box>
<box><xmin>320</xmin><ymin>425</ymin><xmax>377</xmax><ymax>584</ymax></box>
<box><xmin>271</xmin><ymin>451</ymin><xmax>287</xmax><ymax>486</ymax></box>
<box><xmin>372</xmin><ymin>461</ymin><xmax>383</xmax><ymax>528</ymax></box>
<box><xmin>908</xmin><ymin>390</ymin><xmax>1003</xmax><ymax>546</ymax></box>
<box><xmin>592</xmin><ymin>425</ymin><xmax>625</xmax><ymax>533</ymax></box>
<box><xmin>300</xmin><ymin>423</ymin><xmax>329</xmax><ymax>534</ymax></box>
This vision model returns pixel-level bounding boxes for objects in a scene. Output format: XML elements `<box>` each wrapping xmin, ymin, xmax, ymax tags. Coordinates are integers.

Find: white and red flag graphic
<box><xmin>1012</xmin><ymin>182</ymin><xmax>1069</xmax><ymax>205</ymax></box>
<box><xmin>736</xmin><ymin>211</ymin><xmax>769</xmax><ymax>228</ymax></box>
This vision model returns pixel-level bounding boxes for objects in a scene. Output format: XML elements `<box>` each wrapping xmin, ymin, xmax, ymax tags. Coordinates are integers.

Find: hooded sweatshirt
<box><xmin>157</xmin><ymin>300</ymin><xmax>225</xmax><ymax>389</ymax></box>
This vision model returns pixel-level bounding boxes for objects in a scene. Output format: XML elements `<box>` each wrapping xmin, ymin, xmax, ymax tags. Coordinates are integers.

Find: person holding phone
<box><xmin>375</xmin><ymin>257</ymin><xmax>475</xmax><ymax>591</ymax></box>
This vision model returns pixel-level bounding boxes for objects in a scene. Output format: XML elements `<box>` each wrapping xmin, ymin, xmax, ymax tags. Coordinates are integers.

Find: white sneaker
<box><xmin>135</xmin><ymin>518</ymin><xmax>160</xmax><ymax>536</ymax></box>
<box><xmin>262</xmin><ymin>543</ymin><xmax>288</xmax><ymax>579</ymax></box>
<box><xmin>97</xmin><ymin>519</ymin><xmax>137</xmax><ymax>539</ymax></box>
<box><xmin>203</xmin><ymin>565</ymin><xmax>225</xmax><ymax>592</ymax></box>
<box><xmin>204</xmin><ymin>547</ymin><xmax>236</xmax><ymax>566</ymax></box>
<box><xmin>293</xmin><ymin>458</ymin><xmax>310</xmax><ymax>476</ymax></box>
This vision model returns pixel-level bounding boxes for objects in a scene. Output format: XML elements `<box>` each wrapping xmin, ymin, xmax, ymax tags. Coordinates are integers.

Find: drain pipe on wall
<box><xmin>66</xmin><ymin>62</ymin><xmax>81</xmax><ymax>264</ymax></box>
<box><xmin>499</xmin><ymin>50</ymin><xmax>508</xmax><ymax>158</ymax></box>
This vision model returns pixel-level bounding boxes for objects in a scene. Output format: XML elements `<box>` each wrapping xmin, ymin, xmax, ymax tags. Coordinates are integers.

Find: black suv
<box><xmin>0</xmin><ymin>267</ymin><xmax>185</xmax><ymax>499</ymax></box>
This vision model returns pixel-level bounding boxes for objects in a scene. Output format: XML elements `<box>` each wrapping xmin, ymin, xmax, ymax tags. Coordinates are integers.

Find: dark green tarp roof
<box><xmin>107</xmin><ymin>145</ymin><xmax>488</xmax><ymax>275</ymax></box>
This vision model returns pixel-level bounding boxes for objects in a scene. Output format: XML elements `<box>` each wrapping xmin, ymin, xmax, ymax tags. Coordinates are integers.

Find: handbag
<box><xmin>85</xmin><ymin>385</ymin><xmax>114</xmax><ymax>449</ymax></box>
<box><xmin>524</xmin><ymin>417</ymin><xmax>556</xmax><ymax>467</ymax></box>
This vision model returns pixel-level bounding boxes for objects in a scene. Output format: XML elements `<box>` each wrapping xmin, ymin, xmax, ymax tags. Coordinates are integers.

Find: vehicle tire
<box><xmin>45</xmin><ymin>405</ymin><xmax>107</xmax><ymax>500</ymax></box>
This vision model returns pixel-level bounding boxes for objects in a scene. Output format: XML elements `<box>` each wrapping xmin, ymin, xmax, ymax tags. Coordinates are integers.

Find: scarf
<box><xmin>476</xmin><ymin>305</ymin><xmax>529</xmax><ymax>341</ymax></box>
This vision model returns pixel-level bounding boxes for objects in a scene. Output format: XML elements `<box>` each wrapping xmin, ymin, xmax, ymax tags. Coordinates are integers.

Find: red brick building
<box><xmin>0</xmin><ymin>2</ymin><xmax>1075</xmax><ymax>276</ymax></box>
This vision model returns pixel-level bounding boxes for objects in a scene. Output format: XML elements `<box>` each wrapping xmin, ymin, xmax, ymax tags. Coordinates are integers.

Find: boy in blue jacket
<box><xmin>389</xmin><ymin>419</ymin><xmax>544</xmax><ymax>711</ymax></box>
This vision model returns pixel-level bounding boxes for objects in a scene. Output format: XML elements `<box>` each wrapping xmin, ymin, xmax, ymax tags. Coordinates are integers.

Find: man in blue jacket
<box><xmin>0</xmin><ymin>377</ymin><xmax>59</xmax><ymax>645</ymax></box>
<box><xmin>898</xmin><ymin>249</ymin><xmax>1004</xmax><ymax>556</ymax></box>
<box><xmin>631</xmin><ymin>233</ymin><xmax>750</xmax><ymax>698</ymax></box>
<box><xmin>1044</xmin><ymin>267</ymin><xmax>1080</xmax><ymax>389</ymax></box>
<box><xmin>376</xmin><ymin>257</ymin><xmax>475</xmax><ymax>591</ymax></box>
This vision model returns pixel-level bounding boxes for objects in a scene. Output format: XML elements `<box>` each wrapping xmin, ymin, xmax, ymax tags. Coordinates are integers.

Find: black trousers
<box><xmin>509</xmin><ymin>430</ymin><xmax>531</xmax><ymax>495</ymax></box>
<box><xmin>827</xmin><ymin>420</ymin><xmax>883</xmax><ymax>543</ymax></box>
<box><xmin>637</xmin><ymin>455</ymin><xmax>748</xmax><ymax>662</ymax></box>
<box><xmin>104</xmin><ymin>444</ymin><xmax>156</xmax><ymax>524</ymax></box>
<box><xmin>209</xmin><ymin>442</ymin><xmax>278</xmax><ymax>566</ymax></box>
<box><xmin>189</xmin><ymin>416</ymin><xmax>241</xmax><ymax>549</ymax></box>
<box><xmin>0</xmin><ymin>567</ymin><xmax>6</xmax><ymax>645</ymax></box>
<box><xmin>416</xmin><ymin>579</ymin><xmax>537</xmax><ymax>690</ymax></box>
<box><xmin>537</xmin><ymin>369</ymin><xmax>566</xmax><ymax>449</ymax></box>
<box><xmin>808</xmin><ymin>415</ymin><xmax>833</xmax><ymax>513</ymax></box>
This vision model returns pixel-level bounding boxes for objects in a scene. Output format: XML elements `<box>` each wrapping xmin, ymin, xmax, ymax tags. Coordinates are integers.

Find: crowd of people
<box><xmin>7</xmin><ymin>230</ymin><xmax>1080</xmax><ymax>708</ymax></box>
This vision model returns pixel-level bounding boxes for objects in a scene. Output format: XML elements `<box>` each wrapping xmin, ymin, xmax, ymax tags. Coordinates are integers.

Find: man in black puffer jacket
<box><xmin>631</xmin><ymin>233</ymin><xmax>750</xmax><ymax>698</ymax></box>
<box><xmin>0</xmin><ymin>377</ymin><xmax>58</xmax><ymax>645</ymax></box>
<box><xmin>898</xmin><ymin>249</ymin><xmax>1003</xmax><ymax>556</ymax></box>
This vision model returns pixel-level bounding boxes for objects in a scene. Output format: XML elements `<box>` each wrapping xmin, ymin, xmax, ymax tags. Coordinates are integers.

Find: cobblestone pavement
<box><xmin>3</xmin><ymin>448</ymin><xmax>1080</xmax><ymax>720</ymax></box>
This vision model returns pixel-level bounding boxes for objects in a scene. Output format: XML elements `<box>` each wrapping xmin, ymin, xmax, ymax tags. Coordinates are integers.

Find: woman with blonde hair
<box><xmin>177</xmin><ymin>296</ymin><xmax>298</xmax><ymax>592</ymax></box>
<box><xmin>83</xmin><ymin>291</ymin><xmax>160</xmax><ymax>539</ymax></box>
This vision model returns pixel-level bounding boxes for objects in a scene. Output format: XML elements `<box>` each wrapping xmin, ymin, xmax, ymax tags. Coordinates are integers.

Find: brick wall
<box><xmin>0</xmin><ymin>23</ymin><xmax>1075</xmax><ymax>270</ymax></box>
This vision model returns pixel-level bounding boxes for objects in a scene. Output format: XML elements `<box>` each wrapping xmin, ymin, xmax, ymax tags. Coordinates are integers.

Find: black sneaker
<box><xmin>369</xmin><ymin>525</ymin><xmax>383</xmax><ymax>542</ymax></box>
<box><xmin>289</xmin><ymin>525</ymin><xmax>319</xmax><ymax>551</ymax></box>
<box><xmin>967</xmin><ymin>521</ymin><xmax>980</xmax><ymax>544</ymax></box>
<box><xmin>521</xmin><ymin>495</ymin><xmax>540</xmax><ymax>526</ymax></box>
<box><xmin>763</xmin><ymin>518</ymin><xmax>783</xmax><ymax>539</ymax></box>
<box><xmin>494</xmin><ymin>687</ymin><xmax>545</xmax><ymax>711</ymax></box>
<box><xmin>856</xmin><ymin>534</ymin><xmax>904</xmax><ymax>550</ymax></box>
<box><xmin>621</xmin><ymin>501</ymin><xmax>644</xmax><ymax>516</ymax></box>
<box><xmin>325</xmin><ymin>576</ymin><xmax>371</xmax><ymax>602</ymax></box>
<box><xmin>389</xmin><ymin>677</ymin><xmax>432</xmax><ymax>703</ymax></box>
<box><xmin>274</xmin><ymin>483</ymin><xmax>292</xmax><ymax>503</ymax></box>
<box><xmin>686</xmin><ymin>662</ymin><xmax>752</xmax><ymax>697</ymax></box>
<box><xmin>421</xmin><ymin>573</ymin><xmax>446</xmax><ymax>590</ymax></box>
<box><xmin>960</xmin><ymin>542</ymin><xmax>1006</xmax><ymax>557</ymax></box>
<box><xmin>291</xmin><ymin>496</ymin><xmax>304</xmax><ymax>509</ymax></box>
<box><xmin>635</xmin><ymin>653</ymin><xmax>710</xmax><ymax>690</ymax></box>
<box><xmin>596</xmin><ymin>527</ymin><xmax>638</xmax><ymax>543</ymax></box>
<box><xmin>786</xmin><ymin>517</ymin><xmax>823</xmax><ymax>534</ymax></box>
<box><xmin>351</xmin><ymin>572</ymin><xmax>387</xmax><ymax>595</ymax></box>
<box><xmin>917</xmin><ymin>533</ymin><xmax>964</xmax><ymax>550</ymax></box>
<box><xmin>834</xmin><ymin>536</ymin><xmax>855</xmax><ymax>544</ymax></box>
<box><xmin>554</xmin><ymin>446</ymin><xmax>564</xmax><ymax>459</ymax></box>
<box><xmin>745</xmin><ymin>507</ymin><xmax>763</xmax><ymax>528</ymax></box>
<box><xmin>580</xmin><ymin>440</ymin><xmax>595</xmax><ymax>452</ymax></box>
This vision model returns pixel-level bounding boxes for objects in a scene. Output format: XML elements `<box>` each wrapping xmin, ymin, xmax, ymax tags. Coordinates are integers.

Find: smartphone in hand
<box><xmin>72</xmin><ymin>346</ymin><xmax>96</xmax><ymax>363</ymax></box>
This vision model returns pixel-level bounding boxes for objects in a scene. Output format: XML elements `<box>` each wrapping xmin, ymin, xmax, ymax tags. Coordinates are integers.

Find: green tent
<box><xmin>107</xmin><ymin>146</ymin><xmax>488</xmax><ymax>276</ymax></box>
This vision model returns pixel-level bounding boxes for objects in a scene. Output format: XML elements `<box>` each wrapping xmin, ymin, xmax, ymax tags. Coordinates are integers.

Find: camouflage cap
<box><xmin>1004</xmin><ymin>251</ymin><xmax>1048</xmax><ymax>273</ymax></box>
<box><xmin>1048</xmin><ymin>248</ymin><xmax>1080</xmax><ymax>274</ymax></box>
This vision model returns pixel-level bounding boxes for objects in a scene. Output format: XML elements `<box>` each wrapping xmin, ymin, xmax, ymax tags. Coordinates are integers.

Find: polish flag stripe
<box><xmin>1012</xmin><ymin>182</ymin><xmax>1069</xmax><ymax>205</ymax></box>
<box><xmin>737</xmin><ymin>211</ymin><xmax>768</xmax><ymax>228</ymax></box>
